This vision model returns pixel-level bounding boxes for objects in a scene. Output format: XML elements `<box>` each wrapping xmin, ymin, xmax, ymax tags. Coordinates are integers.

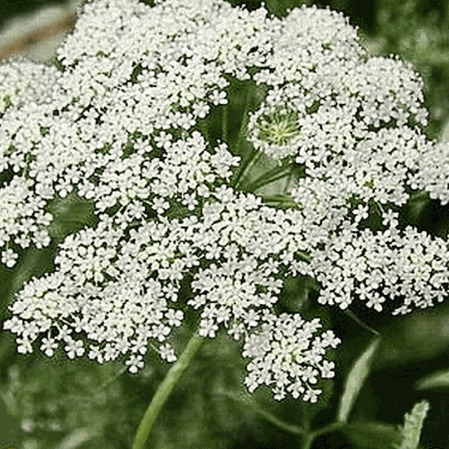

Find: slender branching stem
<box><xmin>300</xmin><ymin>433</ymin><xmax>314</xmax><ymax>449</ymax></box>
<box><xmin>219</xmin><ymin>391</ymin><xmax>305</xmax><ymax>436</ymax></box>
<box><xmin>344</xmin><ymin>310</ymin><xmax>380</xmax><ymax>336</ymax></box>
<box><xmin>222</xmin><ymin>104</ymin><xmax>229</xmax><ymax>142</ymax></box>
<box><xmin>253</xmin><ymin>171</ymin><xmax>292</xmax><ymax>192</ymax></box>
<box><xmin>234</xmin><ymin>151</ymin><xmax>262</xmax><ymax>188</ymax></box>
<box><xmin>132</xmin><ymin>333</ymin><xmax>204</xmax><ymax>449</ymax></box>
<box><xmin>245</xmin><ymin>164</ymin><xmax>292</xmax><ymax>191</ymax></box>
<box><xmin>300</xmin><ymin>421</ymin><xmax>344</xmax><ymax>449</ymax></box>
<box><xmin>311</xmin><ymin>422</ymin><xmax>344</xmax><ymax>438</ymax></box>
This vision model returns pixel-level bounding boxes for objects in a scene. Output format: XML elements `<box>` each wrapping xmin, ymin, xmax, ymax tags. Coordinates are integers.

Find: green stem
<box><xmin>199</xmin><ymin>120</ymin><xmax>210</xmax><ymax>143</ymax></box>
<box><xmin>245</xmin><ymin>164</ymin><xmax>292</xmax><ymax>191</ymax></box>
<box><xmin>300</xmin><ymin>421</ymin><xmax>343</xmax><ymax>449</ymax></box>
<box><xmin>220</xmin><ymin>391</ymin><xmax>304</xmax><ymax>436</ymax></box>
<box><xmin>344</xmin><ymin>310</ymin><xmax>380</xmax><ymax>337</ymax></box>
<box><xmin>234</xmin><ymin>151</ymin><xmax>262</xmax><ymax>189</ymax></box>
<box><xmin>264</xmin><ymin>200</ymin><xmax>298</xmax><ymax>208</ymax></box>
<box><xmin>311</xmin><ymin>422</ymin><xmax>343</xmax><ymax>439</ymax></box>
<box><xmin>236</xmin><ymin>89</ymin><xmax>250</xmax><ymax>142</ymax></box>
<box><xmin>283</xmin><ymin>168</ymin><xmax>297</xmax><ymax>194</ymax></box>
<box><xmin>253</xmin><ymin>171</ymin><xmax>293</xmax><ymax>192</ymax></box>
<box><xmin>132</xmin><ymin>333</ymin><xmax>204</xmax><ymax>449</ymax></box>
<box><xmin>300</xmin><ymin>433</ymin><xmax>314</xmax><ymax>449</ymax></box>
<box><xmin>222</xmin><ymin>104</ymin><xmax>229</xmax><ymax>142</ymax></box>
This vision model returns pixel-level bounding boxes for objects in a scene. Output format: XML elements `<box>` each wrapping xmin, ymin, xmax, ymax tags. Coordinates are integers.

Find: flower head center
<box><xmin>257</xmin><ymin>110</ymin><xmax>300</xmax><ymax>146</ymax></box>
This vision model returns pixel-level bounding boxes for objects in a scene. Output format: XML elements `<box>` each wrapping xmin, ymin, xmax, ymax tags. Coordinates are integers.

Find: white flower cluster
<box><xmin>291</xmin><ymin>127</ymin><xmax>430</xmax><ymax>240</ymax></box>
<box><xmin>1</xmin><ymin>0</ymin><xmax>448</xmax><ymax>401</ymax></box>
<box><xmin>0</xmin><ymin>178</ymin><xmax>52</xmax><ymax>264</ymax></box>
<box><xmin>0</xmin><ymin>60</ymin><xmax>60</xmax><ymax>114</ymax></box>
<box><xmin>4</xmin><ymin>184</ymin><xmax>318</xmax><ymax>372</ymax></box>
<box><xmin>243</xmin><ymin>313</ymin><xmax>339</xmax><ymax>401</ymax></box>
<box><xmin>244</xmin><ymin>3</ymin><xmax>449</xmax><ymax>316</ymax></box>
<box><xmin>410</xmin><ymin>141</ymin><xmax>449</xmax><ymax>205</ymax></box>
<box><xmin>311</xmin><ymin>225</ymin><xmax>449</xmax><ymax>314</ymax></box>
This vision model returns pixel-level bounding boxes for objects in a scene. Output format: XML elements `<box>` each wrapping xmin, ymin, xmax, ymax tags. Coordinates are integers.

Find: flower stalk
<box><xmin>132</xmin><ymin>333</ymin><xmax>204</xmax><ymax>449</ymax></box>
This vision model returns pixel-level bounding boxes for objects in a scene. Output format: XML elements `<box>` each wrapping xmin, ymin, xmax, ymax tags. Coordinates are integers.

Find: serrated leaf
<box><xmin>398</xmin><ymin>401</ymin><xmax>430</xmax><ymax>449</ymax></box>
<box><xmin>416</xmin><ymin>369</ymin><xmax>449</xmax><ymax>390</ymax></box>
<box><xmin>337</xmin><ymin>338</ymin><xmax>380</xmax><ymax>423</ymax></box>
<box><xmin>342</xmin><ymin>421</ymin><xmax>402</xmax><ymax>449</ymax></box>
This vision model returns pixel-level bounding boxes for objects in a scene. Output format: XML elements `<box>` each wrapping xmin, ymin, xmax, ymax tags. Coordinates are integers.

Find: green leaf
<box><xmin>416</xmin><ymin>369</ymin><xmax>449</xmax><ymax>390</ymax></box>
<box><xmin>342</xmin><ymin>421</ymin><xmax>402</xmax><ymax>449</ymax></box>
<box><xmin>397</xmin><ymin>401</ymin><xmax>430</xmax><ymax>449</ymax></box>
<box><xmin>337</xmin><ymin>338</ymin><xmax>380</xmax><ymax>423</ymax></box>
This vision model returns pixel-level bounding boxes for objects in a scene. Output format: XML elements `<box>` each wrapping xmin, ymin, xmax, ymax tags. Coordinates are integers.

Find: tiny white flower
<box><xmin>41</xmin><ymin>337</ymin><xmax>58</xmax><ymax>357</ymax></box>
<box><xmin>65</xmin><ymin>339</ymin><xmax>85</xmax><ymax>359</ymax></box>
<box><xmin>159</xmin><ymin>344</ymin><xmax>177</xmax><ymax>363</ymax></box>
<box><xmin>126</xmin><ymin>354</ymin><xmax>144</xmax><ymax>374</ymax></box>
<box><xmin>1</xmin><ymin>249</ymin><xmax>18</xmax><ymax>268</ymax></box>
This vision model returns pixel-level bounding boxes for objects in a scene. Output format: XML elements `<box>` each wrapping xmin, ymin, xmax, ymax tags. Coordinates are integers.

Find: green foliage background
<box><xmin>1</xmin><ymin>0</ymin><xmax>449</xmax><ymax>448</ymax></box>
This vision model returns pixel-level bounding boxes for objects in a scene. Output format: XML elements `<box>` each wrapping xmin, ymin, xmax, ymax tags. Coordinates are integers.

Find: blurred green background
<box><xmin>1</xmin><ymin>0</ymin><xmax>449</xmax><ymax>448</ymax></box>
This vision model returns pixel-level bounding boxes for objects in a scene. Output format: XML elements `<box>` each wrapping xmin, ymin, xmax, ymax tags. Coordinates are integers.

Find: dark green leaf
<box><xmin>337</xmin><ymin>338</ymin><xmax>380</xmax><ymax>423</ymax></box>
<box><xmin>416</xmin><ymin>370</ymin><xmax>449</xmax><ymax>390</ymax></box>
